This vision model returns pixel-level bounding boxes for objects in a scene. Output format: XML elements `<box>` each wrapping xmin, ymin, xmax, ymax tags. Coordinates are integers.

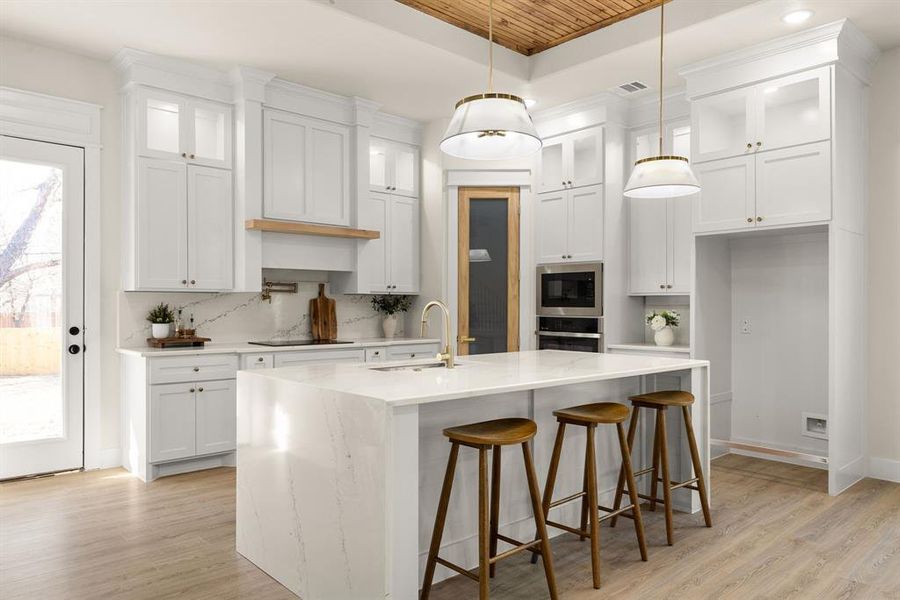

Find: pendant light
<box><xmin>440</xmin><ymin>0</ymin><xmax>541</xmax><ymax>161</ymax></box>
<box><xmin>624</xmin><ymin>0</ymin><xmax>700</xmax><ymax>198</ymax></box>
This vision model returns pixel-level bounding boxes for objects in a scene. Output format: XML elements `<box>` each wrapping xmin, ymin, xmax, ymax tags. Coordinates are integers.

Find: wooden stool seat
<box><xmin>611</xmin><ymin>390</ymin><xmax>711</xmax><ymax>547</ymax></box>
<box><xmin>443</xmin><ymin>418</ymin><xmax>537</xmax><ymax>446</ymax></box>
<box><xmin>553</xmin><ymin>402</ymin><xmax>629</xmax><ymax>425</ymax></box>
<box><xmin>530</xmin><ymin>402</ymin><xmax>647</xmax><ymax>589</ymax></box>
<box><xmin>629</xmin><ymin>390</ymin><xmax>694</xmax><ymax>407</ymax></box>
<box><xmin>422</xmin><ymin>418</ymin><xmax>558</xmax><ymax>600</ymax></box>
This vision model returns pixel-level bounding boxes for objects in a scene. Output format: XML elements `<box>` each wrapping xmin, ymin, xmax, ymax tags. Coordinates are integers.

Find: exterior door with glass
<box><xmin>457</xmin><ymin>187</ymin><xmax>520</xmax><ymax>356</ymax></box>
<box><xmin>0</xmin><ymin>136</ymin><xmax>84</xmax><ymax>479</ymax></box>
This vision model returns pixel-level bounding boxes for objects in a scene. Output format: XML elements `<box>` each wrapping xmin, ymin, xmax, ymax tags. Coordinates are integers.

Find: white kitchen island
<box><xmin>236</xmin><ymin>350</ymin><xmax>710</xmax><ymax>600</ymax></box>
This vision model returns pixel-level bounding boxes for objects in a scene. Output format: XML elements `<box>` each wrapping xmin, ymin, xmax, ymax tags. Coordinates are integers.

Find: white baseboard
<box><xmin>868</xmin><ymin>456</ymin><xmax>900</xmax><ymax>483</ymax></box>
<box><xmin>84</xmin><ymin>447</ymin><xmax>122</xmax><ymax>470</ymax></box>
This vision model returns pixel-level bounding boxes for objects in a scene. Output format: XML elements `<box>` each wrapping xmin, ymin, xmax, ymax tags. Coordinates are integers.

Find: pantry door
<box><xmin>0</xmin><ymin>136</ymin><xmax>84</xmax><ymax>479</ymax></box>
<box><xmin>457</xmin><ymin>187</ymin><xmax>520</xmax><ymax>356</ymax></box>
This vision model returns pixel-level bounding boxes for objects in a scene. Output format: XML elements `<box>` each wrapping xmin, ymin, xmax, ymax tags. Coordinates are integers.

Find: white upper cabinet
<box><xmin>388</xmin><ymin>196</ymin><xmax>419</xmax><ymax>292</ymax></box>
<box><xmin>369</xmin><ymin>137</ymin><xmax>419</xmax><ymax>198</ymax></box>
<box><xmin>693</xmin><ymin>155</ymin><xmax>755</xmax><ymax>233</ymax></box>
<box><xmin>137</xmin><ymin>87</ymin><xmax>232</xmax><ymax>169</ymax></box>
<box><xmin>755</xmin><ymin>141</ymin><xmax>831</xmax><ymax>227</ymax></box>
<box><xmin>537</xmin><ymin>126</ymin><xmax>604</xmax><ymax>193</ymax></box>
<box><xmin>263</xmin><ymin>109</ymin><xmax>350</xmax><ymax>225</ymax></box>
<box><xmin>692</xmin><ymin>67</ymin><xmax>830</xmax><ymax>164</ymax></box>
<box><xmin>187</xmin><ymin>166</ymin><xmax>233</xmax><ymax>291</ymax></box>
<box><xmin>535</xmin><ymin>184</ymin><xmax>603</xmax><ymax>264</ymax></box>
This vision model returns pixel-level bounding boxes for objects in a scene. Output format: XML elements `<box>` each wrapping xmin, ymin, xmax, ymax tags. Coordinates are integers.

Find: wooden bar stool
<box><xmin>530</xmin><ymin>402</ymin><xmax>648</xmax><ymax>590</ymax></box>
<box><xmin>610</xmin><ymin>391</ymin><xmax>712</xmax><ymax>545</ymax></box>
<box><xmin>420</xmin><ymin>418</ymin><xmax>558</xmax><ymax>600</ymax></box>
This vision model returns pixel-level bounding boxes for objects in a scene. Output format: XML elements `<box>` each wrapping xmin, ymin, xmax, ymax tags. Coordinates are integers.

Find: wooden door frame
<box><xmin>457</xmin><ymin>187</ymin><xmax>520</xmax><ymax>356</ymax></box>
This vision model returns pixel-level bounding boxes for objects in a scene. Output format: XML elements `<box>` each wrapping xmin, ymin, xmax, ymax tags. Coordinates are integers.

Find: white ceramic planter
<box><xmin>382</xmin><ymin>314</ymin><xmax>398</xmax><ymax>338</ymax></box>
<box><xmin>654</xmin><ymin>326</ymin><xmax>675</xmax><ymax>346</ymax></box>
<box><xmin>151</xmin><ymin>323</ymin><xmax>171</xmax><ymax>339</ymax></box>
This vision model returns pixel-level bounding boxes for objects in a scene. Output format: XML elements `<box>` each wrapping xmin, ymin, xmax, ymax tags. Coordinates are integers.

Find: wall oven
<box><xmin>536</xmin><ymin>262</ymin><xmax>603</xmax><ymax>317</ymax></box>
<box><xmin>537</xmin><ymin>316</ymin><xmax>603</xmax><ymax>353</ymax></box>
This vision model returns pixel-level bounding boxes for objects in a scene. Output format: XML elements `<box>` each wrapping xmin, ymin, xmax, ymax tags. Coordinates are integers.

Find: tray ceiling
<box><xmin>396</xmin><ymin>0</ymin><xmax>665</xmax><ymax>55</ymax></box>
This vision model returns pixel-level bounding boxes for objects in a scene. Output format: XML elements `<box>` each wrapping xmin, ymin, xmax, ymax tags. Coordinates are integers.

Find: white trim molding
<box><xmin>0</xmin><ymin>86</ymin><xmax>107</xmax><ymax>471</ymax></box>
<box><xmin>868</xmin><ymin>457</ymin><xmax>900</xmax><ymax>483</ymax></box>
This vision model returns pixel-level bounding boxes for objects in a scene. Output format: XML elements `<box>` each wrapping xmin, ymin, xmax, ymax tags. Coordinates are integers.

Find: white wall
<box><xmin>0</xmin><ymin>35</ymin><xmax>122</xmax><ymax>454</ymax></box>
<box><xmin>867</xmin><ymin>46</ymin><xmax>900</xmax><ymax>478</ymax></box>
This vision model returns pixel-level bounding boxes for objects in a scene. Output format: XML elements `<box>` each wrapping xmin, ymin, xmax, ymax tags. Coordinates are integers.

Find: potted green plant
<box><xmin>647</xmin><ymin>310</ymin><xmax>680</xmax><ymax>346</ymax></box>
<box><xmin>147</xmin><ymin>303</ymin><xmax>175</xmax><ymax>339</ymax></box>
<box><xmin>371</xmin><ymin>294</ymin><xmax>412</xmax><ymax>338</ymax></box>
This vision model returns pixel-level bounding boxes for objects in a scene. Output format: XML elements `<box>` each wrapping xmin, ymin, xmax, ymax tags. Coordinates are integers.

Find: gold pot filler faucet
<box><xmin>420</xmin><ymin>300</ymin><xmax>456</xmax><ymax>368</ymax></box>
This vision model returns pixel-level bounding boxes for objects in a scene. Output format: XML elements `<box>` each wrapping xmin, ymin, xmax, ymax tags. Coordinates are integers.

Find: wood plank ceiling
<box><xmin>396</xmin><ymin>0</ymin><xmax>664</xmax><ymax>55</ymax></box>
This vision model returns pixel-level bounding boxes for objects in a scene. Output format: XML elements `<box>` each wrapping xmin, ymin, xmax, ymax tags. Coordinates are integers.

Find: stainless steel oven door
<box><xmin>537</xmin><ymin>331</ymin><xmax>603</xmax><ymax>353</ymax></box>
<box><xmin>536</xmin><ymin>262</ymin><xmax>603</xmax><ymax>317</ymax></box>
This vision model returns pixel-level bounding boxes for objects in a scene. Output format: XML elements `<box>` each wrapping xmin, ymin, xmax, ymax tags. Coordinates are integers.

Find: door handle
<box><xmin>458</xmin><ymin>336</ymin><xmax>476</xmax><ymax>343</ymax></box>
<box><xmin>68</xmin><ymin>344</ymin><xmax>81</xmax><ymax>355</ymax></box>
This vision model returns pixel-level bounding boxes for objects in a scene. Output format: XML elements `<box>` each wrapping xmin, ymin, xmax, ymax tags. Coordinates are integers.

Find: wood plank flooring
<box><xmin>1</xmin><ymin>454</ymin><xmax>898</xmax><ymax>599</ymax></box>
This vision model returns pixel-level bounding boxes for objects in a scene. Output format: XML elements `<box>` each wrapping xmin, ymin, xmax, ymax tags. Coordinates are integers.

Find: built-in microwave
<box><xmin>536</xmin><ymin>262</ymin><xmax>603</xmax><ymax>317</ymax></box>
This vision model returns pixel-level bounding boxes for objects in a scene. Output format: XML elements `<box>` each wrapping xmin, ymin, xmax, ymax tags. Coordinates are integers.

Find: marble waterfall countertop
<box><xmin>115</xmin><ymin>336</ymin><xmax>440</xmax><ymax>357</ymax></box>
<box><xmin>241</xmin><ymin>349</ymin><xmax>709</xmax><ymax>406</ymax></box>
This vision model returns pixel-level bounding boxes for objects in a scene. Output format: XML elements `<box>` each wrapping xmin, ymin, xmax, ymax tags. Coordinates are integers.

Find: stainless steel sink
<box><xmin>370</xmin><ymin>361</ymin><xmax>460</xmax><ymax>372</ymax></box>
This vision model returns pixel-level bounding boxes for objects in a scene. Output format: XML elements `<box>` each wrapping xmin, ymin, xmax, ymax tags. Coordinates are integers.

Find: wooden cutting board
<box><xmin>309</xmin><ymin>283</ymin><xmax>337</xmax><ymax>341</ymax></box>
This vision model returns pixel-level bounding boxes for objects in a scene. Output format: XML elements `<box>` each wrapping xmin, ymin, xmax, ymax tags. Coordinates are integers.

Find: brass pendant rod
<box><xmin>488</xmin><ymin>0</ymin><xmax>494</xmax><ymax>92</ymax></box>
<box><xmin>658</xmin><ymin>0</ymin><xmax>664</xmax><ymax>156</ymax></box>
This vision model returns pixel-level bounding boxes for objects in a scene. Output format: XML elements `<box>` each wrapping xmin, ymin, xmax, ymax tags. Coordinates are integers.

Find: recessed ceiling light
<box><xmin>782</xmin><ymin>9</ymin><xmax>813</xmax><ymax>25</ymax></box>
<box><xmin>524</xmin><ymin>98</ymin><xmax>537</xmax><ymax>109</ymax></box>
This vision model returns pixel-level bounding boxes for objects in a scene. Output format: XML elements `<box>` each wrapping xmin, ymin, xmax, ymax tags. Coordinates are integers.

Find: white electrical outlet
<box><xmin>740</xmin><ymin>318</ymin><xmax>751</xmax><ymax>334</ymax></box>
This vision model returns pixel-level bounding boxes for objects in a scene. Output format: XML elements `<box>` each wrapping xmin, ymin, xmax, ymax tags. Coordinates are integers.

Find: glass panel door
<box><xmin>757</xmin><ymin>68</ymin><xmax>830</xmax><ymax>151</ymax></box>
<box><xmin>538</xmin><ymin>137</ymin><xmax>565</xmax><ymax>193</ymax></box>
<box><xmin>0</xmin><ymin>136</ymin><xmax>84</xmax><ymax>479</ymax></box>
<box><xmin>392</xmin><ymin>145</ymin><xmax>418</xmax><ymax>197</ymax></box>
<box><xmin>141</xmin><ymin>89</ymin><xmax>184</xmax><ymax>160</ymax></box>
<box><xmin>458</xmin><ymin>188</ymin><xmax>520</xmax><ymax>356</ymax></box>
<box><xmin>369</xmin><ymin>138</ymin><xmax>390</xmax><ymax>192</ymax></box>
<box><xmin>693</xmin><ymin>88</ymin><xmax>753</xmax><ymax>162</ymax></box>
<box><xmin>569</xmin><ymin>127</ymin><xmax>603</xmax><ymax>187</ymax></box>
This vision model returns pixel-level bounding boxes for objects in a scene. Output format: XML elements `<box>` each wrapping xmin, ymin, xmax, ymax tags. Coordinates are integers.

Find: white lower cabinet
<box><xmin>694</xmin><ymin>141</ymin><xmax>830</xmax><ymax>234</ymax></box>
<box><xmin>149</xmin><ymin>383</ymin><xmax>196</xmax><ymax>463</ymax></box>
<box><xmin>195</xmin><ymin>379</ymin><xmax>238</xmax><ymax>456</ymax></box>
<box><xmin>240</xmin><ymin>353</ymin><xmax>274</xmax><ymax>370</ymax></box>
<box><xmin>536</xmin><ymin>184</ymin><xmax>604</xmax><ymax>264</ymax></box>
<box><xmin>274</xmin><ymin>349</ymin><xmax>366</xmax><ymax>367</ymax></box>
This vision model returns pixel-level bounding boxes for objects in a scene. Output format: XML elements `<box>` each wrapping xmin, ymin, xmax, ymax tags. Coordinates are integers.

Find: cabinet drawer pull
<box><xmin>257</xmin><ymin>357</ymin><xmax>264</xmax><ymax>362</ymax></box>
<box><xmin>410</xmin><ymin>353</ymin><xmax>416</xmax><ymax>358</ymax></box>
<box><xmin>193</xmin><ymin>367</ymin><xmax>200</xmax><ymax>372</ymax></box>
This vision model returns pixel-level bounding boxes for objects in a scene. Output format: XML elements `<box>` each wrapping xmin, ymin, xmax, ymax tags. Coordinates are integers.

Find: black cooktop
<box><xmin>248</xmin><ymin>340</ymin><xmax>353</xmax><ymax>347</ymax></box>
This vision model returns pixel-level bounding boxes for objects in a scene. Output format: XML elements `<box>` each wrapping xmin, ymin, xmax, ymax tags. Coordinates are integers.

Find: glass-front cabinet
<box><xmin>537</xmin><ymin>126</ymin><xmax>604</xmax><ymax>193</ymax></box>
<box><xmin>369</xmin><ymin>137</ymin><xmax>419</xmax><ymax>198</ymax></box>
<box><xmin>137</xmin><ymin>87</ymin><xmax>232</xmax><ymax>169</ymax></box>
<box><xmin>692</xmin><ymin>87</ymin><xmax>754</xmax><ymax>163</ymax></box>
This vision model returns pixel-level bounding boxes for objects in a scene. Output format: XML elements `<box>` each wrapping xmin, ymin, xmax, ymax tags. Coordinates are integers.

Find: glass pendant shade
<box><xmin>624</xmin><ymin>156</ymin><xmax>700</xmax><ymax>198</ymax></box>
<box><xmin>440</xmin><ymin>93</ymin><xmax>542</xmax><ymax>161</ymax></box>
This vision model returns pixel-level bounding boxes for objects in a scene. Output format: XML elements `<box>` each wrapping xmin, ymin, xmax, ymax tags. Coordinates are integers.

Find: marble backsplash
<box><xmin>118</xmin><ymin>283</ymin><xmax>400</xmax><ymax>347</ymax></box>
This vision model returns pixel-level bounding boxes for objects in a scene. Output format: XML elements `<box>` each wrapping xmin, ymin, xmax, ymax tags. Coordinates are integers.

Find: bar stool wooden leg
<box><xmin>649</xmin><ymin>411</ymin><xmax>662</xmax><ymax>513</ymax></box>
<box><xmin>489</xmin><ymin>445</ymin><xmax>501</xmax><ymax>578</ymax></box>
<box><xmin>616</xmin><ymin>422</ymin><xmax>648</xmax><ymax>561</ymax></box>
<box><xmin>531</xmin><ymin>423</ymin><xmax>565</xmax><ymax>565</ymax></box>
<box><xmin>478</xmin><ymin>447</ymin><xmax>490</xmax><ymax>600</ymax></box>
<box><xmin>421</xmin><ymin>443</ymin><xmax>460</xmax><ymax>600</ymax></box>
<box><xmin>610</xmin><ymin>407</ymin><xmax>640</xmax><ymax>528</ymax></box>
<box><xmin>522</xmin><ymin>441</ymin><xmax>559</xmax><ymax>600</ymax></box>
<box><xmin>579</xmin><ymin>446</ymin><xmax>590</xmax><ymax>542</ymax></box>
<box><xmin>585</xmin><ymin>425</ymin><xmax>601</xmax><ymax>589</ymax></box>
<box><xmin>682</xmin><ymin>405</ymin><xmax>712</xmax><ymax>527</ymax></box>
<box><xmin>657</xmin><ymin>409</ymin><xmax>674</xmax><ymax>546</ymax></box>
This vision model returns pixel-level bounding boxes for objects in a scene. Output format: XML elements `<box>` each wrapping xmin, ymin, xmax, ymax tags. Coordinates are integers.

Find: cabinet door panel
<box><xmin>667</xmin><ymin>195</ymin><xmax>693</xmax><ymax>293</ymax></box>
<box><xmin>389</xmin><ymin>196</ymin><xmax>419</xmax><ymax>293</ymax></box>
<box><xmin>756</xmin><ymin>68</ymin><xmax>830</xmax><ymax>152</ymax></box>
<box><xmin>308</xmin><ymin>122</ymin><xmax>349</xmax><ymax>225</ymax></box>
<box><xmin>187</xmin><ymin>99</ymin><xmax>232</xmax><ymax>169</ymax></box>
<box><xmin>149</xmin><ymin>383</ymin><xmax>196</xmax><ymax>463</ymax></box>
<box><xmin>137</xmin><ymin>158</ymin><xmax>188</xmax><ymax>289</ymax></box>
<box><xmin>535</xmin><ymin>191</ymin><xmax>568</xmax><ymax>263</ymax></box>
<box><xmin>692</xmin><ymin>88</ymin><xmax>754</xmax><ymax>163</ymax></box>
<box><xmin>756</xmin><ymin>141</ymin><xmax>831</xmax><ymax>227</ymax></box>
<box><xmin>273</xmin><ymin>349</ymin><xmax>366</xmax><ymax>367</ymax></box>
<box><xmin>240</xmin><ymin>353</ymin><xmax>273</xmax><ymax>370</ymax></box>
<box><xmin>369</xmin><ymin>138</ymin><xmax>390</xmax><ymax>193</ymax></box>
<box><xmin>187</xmin><ymin>166</ymin><xmax>233</xmax><ymax>291</ymax></box>
<box><xmin>195</xmin><ymin>379</ymin><xmax>237</xmax><ymax>456</ymax></box>
<box><xmin>568</xmin><ymin>185</ymin><xmax>604</xmax><ymax>262</ymax></box>
<box><xmin>628</xmin><ymin>197</ymin><xmax>668</xmax><ymax>294</ymax></box>
<box><xmin>391</xmin><ymin>144</ymin><xmax>419</xmax><ymax>198</ymax></box>
<box><xmin>693</xmin><ymin>156</ymin><xmax>755</xmax><ymax>233</ymax></box>
<box><xmin>264</xmin><ymin>110</ymin><xmax>307</xmax><ymax>220</ymax></box>
<box><xmin>358</xmin><ymin>193</ymin><xmax>390</xmax><ymax>293</ymax></box>
<box><xmin>538</xmin><ymin>137</ymin><xmax>566</xmax><ymax>193</ymax></box>
<box><xmin>569</xmin><ymin>127</ymin><xmax>604</xmax><ymax>187</ymax></box>
<box><xmin>138</xmin><ymin>89</ymin><xmax>186</xmax><ymax>161</ymax></box>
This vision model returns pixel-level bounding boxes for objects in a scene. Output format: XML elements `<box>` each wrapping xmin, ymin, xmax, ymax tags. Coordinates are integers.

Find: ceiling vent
<box><xmin>617</xmin><ymin>80</ymin><xmax>648</xmax><ymax>94</ymax></box>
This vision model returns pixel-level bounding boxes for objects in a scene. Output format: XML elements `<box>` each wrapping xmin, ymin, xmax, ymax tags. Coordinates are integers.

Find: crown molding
<box><xmin>230</xmin><ymin>66</ymin><xmax>277</xmax><ymax>103</ymax></box>
<box><xmin>112</xmin><ymin>47</ymin><xmax>233</xmax><ymax>103</ymax></box>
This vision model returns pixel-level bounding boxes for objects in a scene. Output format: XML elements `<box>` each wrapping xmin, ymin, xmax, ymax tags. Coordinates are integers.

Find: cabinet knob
<box><xmin>189</xmin><ymin>153</ymin><xmax>195</xmax><ymax>159</ymax></box>
<box><xmin>198</xmin><ymin>387</ymin><xmax>204</xmax><ymax>392</ymax></box>
<box><xmin>562</xmin><ymin>255</ymin><xmax>566</xmax><ymax>259</ymax></box>
<box><xmin>193</xmin><ymin>367</ymin><xmax>199</xmax><ymax>372</ymax></box>
<box><xmin>257</xmin><ymin>357</ymin><xmax>264</xmax><ymax>362</ymax></box>
<box><xmin>747</xmin><ymin>217</ymin><xmax>753</xmax><ymax>223</ymax></box>
<box><xmin>181</xmin><ymin>152</ymin><xmax>187</xmax><ymax>158</ymax></box>
<box><xmin>756</xmin><ymin>141</ymin><xmax>762</xmax><ymax>148</ymax></box>
<box><xmin>182</xmin><ymin>279</ymin><xmax>188</xmax><ymax>285</ymax></box>
<box><xmin>757</xmin><ymin>216</ymin><xmax>763</xmax><ymax>222</ymax></box>
<box><xmin>746</xmin><ymin>143</ymin><xmax>752</xmax><ymax>150</ymax></box>
<box><xmin>410</xmin><ymin>353</ymin><xmax>416</xmax><ymax>358</ymax></box>
<box><xmin>190</xmin><ymin>279</ymin><xmax>196</xmax><ymax>285</ymax></box>
<box><xmin>386</xmin><ymin>186</ymin><xmax>390</xmax><ymax>190</ymax></box>
<box><xmin>666</xmin><ymin>284</ymin><xmax>672</xmax><ymax>289</ymax></box>
<box><xmin>189</xmin><ymin>388</ymin><xmax>195</xmax><ymax>393</ymax></box>
<box><xmin>660</xmin><ymin>284</ymin><xmax>666</xmax><ymax>289</ymax></box>
<box><xmin>567</xmin><ymin>180</ymin><xmax>572</xmax><ymax>185</ymax></box>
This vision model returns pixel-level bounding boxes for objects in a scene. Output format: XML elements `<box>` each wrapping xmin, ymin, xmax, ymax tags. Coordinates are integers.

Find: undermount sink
<box><xmin>370</xmin><ymin>361</ymin><xmax>461</xmax><ymax>372</ymax></box>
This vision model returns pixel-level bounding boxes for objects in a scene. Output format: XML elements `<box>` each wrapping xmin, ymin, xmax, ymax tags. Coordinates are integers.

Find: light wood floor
<box><xmin>1</xmin><ymin>454</ymin><xmax>898</xmax><ymax>599</ymax></box>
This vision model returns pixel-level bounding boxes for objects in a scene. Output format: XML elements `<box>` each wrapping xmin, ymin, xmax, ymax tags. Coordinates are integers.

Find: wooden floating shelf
<box><xmin>245</xmin><ymin>219</ymin><xmax>380</xmax><ymax>240</ymax></box>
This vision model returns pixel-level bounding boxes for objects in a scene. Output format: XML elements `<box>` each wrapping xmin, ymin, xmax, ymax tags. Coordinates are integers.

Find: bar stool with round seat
<box><xmin>530</xmin><ymin>402</ymin><xmax>648</xmax><ymax>590</ymax></box>
<box><xmin>420</xmin><ymin>417</ymin><xmax>558</xmax><ymax>600</ymax></box>
<box><xmin>610</xmin><ymin>390</ymin><xmax>712</xmax><ymax>545</ymax></box>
